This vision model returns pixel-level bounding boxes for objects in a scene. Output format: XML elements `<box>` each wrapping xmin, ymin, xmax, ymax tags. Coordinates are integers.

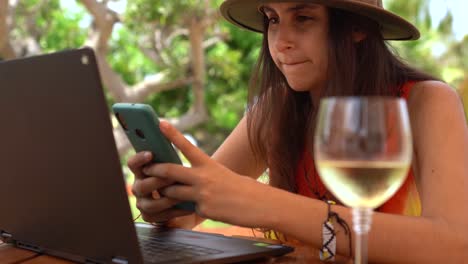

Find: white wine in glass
<box><xmin>314</xmin><ymin>97</ymin><xmax>412</xmax><ymax>264</ymax></box>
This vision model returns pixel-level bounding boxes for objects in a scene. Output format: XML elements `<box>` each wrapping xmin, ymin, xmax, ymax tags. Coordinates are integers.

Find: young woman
<box><xmin>128</xmin><ymin>0</ymin><xmax>468</xmax><ymax>262</ymax></box>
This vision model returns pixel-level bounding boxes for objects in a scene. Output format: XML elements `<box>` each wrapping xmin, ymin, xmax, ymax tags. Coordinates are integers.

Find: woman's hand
<box><xmin>127</xmin><ymin>151</ymin><xmax>194</xmax><ymax>224</ymax></box>
<box><xmin>142</xmin><ymin>121</ymin><xmax>275</xmax><ymax>228</ymax></box>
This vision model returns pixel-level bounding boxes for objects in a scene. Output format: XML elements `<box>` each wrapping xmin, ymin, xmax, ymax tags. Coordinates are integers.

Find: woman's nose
<box><xmin>273</xmin><ymin>24</ymin><xmax>295</xmax><ymax>52</ymax></box>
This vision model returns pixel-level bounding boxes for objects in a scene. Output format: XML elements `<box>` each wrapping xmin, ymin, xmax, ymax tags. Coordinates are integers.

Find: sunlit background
<box><xmin>62</xmin><ymin>0</ymin><xmax>468</xmax><ymax>38</ymax></box>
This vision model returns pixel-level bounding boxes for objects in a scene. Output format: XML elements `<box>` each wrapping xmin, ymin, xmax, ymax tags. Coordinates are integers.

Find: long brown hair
<box><xmin>247</xmin><ymin>8</ymin><xmax>437</xmax><ymax>192</ymax></box>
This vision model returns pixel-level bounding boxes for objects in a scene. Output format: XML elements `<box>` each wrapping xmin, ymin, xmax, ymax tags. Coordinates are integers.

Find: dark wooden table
<box><xmin>0</xmin><ymin>225</ymin><xmax>351</xmax><ymax>263</ymax></box>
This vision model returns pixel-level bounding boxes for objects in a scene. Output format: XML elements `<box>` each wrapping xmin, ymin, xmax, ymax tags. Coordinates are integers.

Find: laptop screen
<box><xmin>0</xmin><ymin>48</ymin><xmax>143</xmax><ymax>263</ymax></box>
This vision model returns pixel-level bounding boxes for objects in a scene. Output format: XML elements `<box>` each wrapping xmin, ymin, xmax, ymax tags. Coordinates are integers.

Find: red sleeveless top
<box><xmin>295</xmin><ymin>82</ymin><xmax>422</xmax><ymax>216</ymax></box>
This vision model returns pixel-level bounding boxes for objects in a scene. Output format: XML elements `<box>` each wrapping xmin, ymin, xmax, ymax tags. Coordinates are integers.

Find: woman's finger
<box><xmin>136</xmin><ymin>196</ymin><xmax>180</xmax><ymax>214</ymax></box>
<box><xmin>144</xmin><ymin>163</ymin><xmax>198</xmax><ymax>185</ymax></box>
<box><xmin>132</xmin><ymin>176</ymin><xmax>175</xmax><ymax>198</ymax></box>
<box><xmin>159</xmin><ymin>121</ymin><xmax>209</xmax><ymax>166</ymax></box>
<box><xmin>160</xmin><ymin>184</ymin><xmax>196</xmax><ymax>202</ymax></box>
<box><xmin>127</xmin><ymin>151</ymin><xmax>152</xmax><ymax>179</ymax></box>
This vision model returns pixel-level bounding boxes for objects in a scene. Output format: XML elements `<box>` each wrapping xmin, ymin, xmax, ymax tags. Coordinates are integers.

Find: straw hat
<box><xmin>220</xmin><ymin>0</ymin><xmax>420</xmax><ymax>40</ymax></box>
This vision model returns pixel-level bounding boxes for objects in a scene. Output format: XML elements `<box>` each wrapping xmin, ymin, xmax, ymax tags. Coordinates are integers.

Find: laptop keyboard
<box><xmin>139</xmin><ymin>235</ymin><xmax>224</xmax><ymax>263</ymax></box>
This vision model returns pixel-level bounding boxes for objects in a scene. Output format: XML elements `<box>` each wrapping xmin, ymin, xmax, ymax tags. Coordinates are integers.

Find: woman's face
<box><xmin>264</xmin><ymin>2</ymin><xmax>329</xmax><ymax>94</ymax></box>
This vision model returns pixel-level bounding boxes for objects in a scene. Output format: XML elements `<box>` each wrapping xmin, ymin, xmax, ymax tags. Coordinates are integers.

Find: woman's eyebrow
<box><xmin>261</xmin><ymin>4</ymin><xmax>319</xmax><ymax>14</ymax></box>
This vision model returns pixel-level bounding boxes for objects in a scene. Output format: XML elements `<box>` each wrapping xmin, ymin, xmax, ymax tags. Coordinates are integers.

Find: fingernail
<box><xmin>160</xmin><ymin>121</ymin><xmax>170</xmax><ymax>131</ymax></box>
<box><xmin>144</xmin><ymin>152</ymin><xmax>152</xmax><ymax>160</ymax></box>
<box><xmin>152</xmin><ymin>191</ymin><xmax>159</xmax><ymax>199</ymax></box>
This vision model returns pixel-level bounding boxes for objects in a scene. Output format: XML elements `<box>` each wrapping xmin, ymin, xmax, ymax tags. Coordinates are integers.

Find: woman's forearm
<box><xmin>257</xmin><ymin>189</ymin><xmax>468</xmax><ymax>263</ymax></box>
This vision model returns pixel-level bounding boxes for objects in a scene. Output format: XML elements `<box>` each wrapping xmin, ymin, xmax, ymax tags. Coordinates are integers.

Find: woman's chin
<box><xmin>286</xmin><ymin>77</ymin><xmax>323</xmax><ymax>94</ymax></box>
<box><xmin>287</xmin><ymin>81</ymin><xmax>313</xmax><ymax>93</ymax></box>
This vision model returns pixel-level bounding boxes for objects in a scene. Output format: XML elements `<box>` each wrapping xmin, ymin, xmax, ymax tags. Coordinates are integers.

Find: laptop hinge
<box><xmin>16</xmin><ymin>241</ymin><xmax>43</xmax><ymax>253</ymax></box>
<box><xmin>85</xmin><ymin>259</ymin><xmax>104</xmax><ymax>264</ymax></box>
<box><xmin>111</xmin><ymin>257</ymin><xmax>128</xmax><ymax>264</ymax></box>
<box><xmin>0</xmin><ymin>230</ymin><xmax>13</xmax><ymax>243</ymax></box>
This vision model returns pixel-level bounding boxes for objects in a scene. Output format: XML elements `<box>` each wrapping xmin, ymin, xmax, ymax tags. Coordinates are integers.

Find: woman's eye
<box><xmin>296</xmin><ymin>16</ymin><xmax>313</xmax><ymax>22</ymax></box>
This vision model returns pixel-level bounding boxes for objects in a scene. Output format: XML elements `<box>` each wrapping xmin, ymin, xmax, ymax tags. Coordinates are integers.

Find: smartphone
<box><xmin>112</xmin><ymin>103</ymin><xmax>196</xmax><ymax>212</ymax></box>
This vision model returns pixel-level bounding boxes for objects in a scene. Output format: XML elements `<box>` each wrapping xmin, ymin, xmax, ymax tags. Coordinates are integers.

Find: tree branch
<box><xmin>168</xmin><ymin>110</ymin><xmax>209</xmax><ymax>131</ymax></box>
<box><xmin>80</xmin><ymin>0</ymin><xmax>111</xmax><ymax>28</ymax></box>
<box><xmin>202</xmin><ymin>8</ymin><xmax>222</xmax><ymax>29</ymax></box>
<box><xmin>151</xmin><ymin>28</ymin><xmax>172</xmax><ymax>67</ymax></box>
<box><xmin>203</xmin><ymin>32</ymin><xmax>229</xmax><ymax>49</ymax></box>
<box><xmin>80</xmin><ymin>0</ymin><xmax>119</xmax><ymax>52</ymax></box>
<box><xmin>188</xmin><ymin>18</ymin><xmax>208</xmax><ymax>121</ymax></box>
<box><xmin>0</xmin><ymin>0</ymin><xmax>15</xmax><ymax>59</ymax></box>
<box><xmin>24</xmin><ymin>0</ymin><xmax>50</xmax><ymax>40</ymax></box>
<box><xmin>77</xmin><ymin>1</ymin><xmax>214</xmax><ymax>156</ymax></box>
<box><xmin>155</xmin><ymin>27</ymin><xmax>182</xmax><ymax>67</ymax></box>
<box><xmin>165</xmin><ymin>28</ymin><xmax>189</xmax><ymax>47</ymax></box>
<box><xmin>94</xmin><ymin>51</ymin><xmax>129</xmax><ymax>101</ymax></box>
<box><xmin>129</xmin><ymin>76</ymin><xmax>194</xmax><ymax>102</ymax></box>
<box><xmin>113</xmin><ymin>124</ymin><xmax>132</xmax><ymax>156</ymax></box>
<box><xmin>79</xmin><ymin>0</ymin><xmax>129</xmax><ymax>102</ymax></box>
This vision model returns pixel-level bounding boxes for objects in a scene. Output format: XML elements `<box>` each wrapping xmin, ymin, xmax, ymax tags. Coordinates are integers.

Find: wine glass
<box><xmin>314</xmin><ymin>97</ymin><xmax>413</xmax><ymax>264</ymax></box>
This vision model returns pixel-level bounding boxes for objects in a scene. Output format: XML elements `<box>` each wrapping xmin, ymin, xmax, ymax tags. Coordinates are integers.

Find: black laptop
<box><xmin>0</xmin><ymin>48</ymin><xmax>293</xmax><ymax>263</ymax></box>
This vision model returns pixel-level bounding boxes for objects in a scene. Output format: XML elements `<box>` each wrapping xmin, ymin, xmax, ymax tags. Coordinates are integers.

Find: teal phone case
<box><xmin>112</xmin><ymin>103</ymin><xmax>196</xmax><ymax>212</ymax></box>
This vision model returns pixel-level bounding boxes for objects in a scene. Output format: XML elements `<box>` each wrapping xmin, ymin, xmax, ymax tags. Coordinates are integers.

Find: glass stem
<box><xmin>352</xmin><ymin>207</ymin><xmax>373</xmax><ymax>264</ymax></box>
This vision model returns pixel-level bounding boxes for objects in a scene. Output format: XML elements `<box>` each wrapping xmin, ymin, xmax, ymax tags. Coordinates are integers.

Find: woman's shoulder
<box><xmin>408</xmin><ymin>80</ymin><xmax>459</xmax><ymax>103</ymax></box>
<box><xmin>406</xmin><ymin>80</ymin><xmax>462</xmax><ymax>113</ymax></box>
<box><xmin>407</xmin><ymin>80</ymin><xmax>466</xmax><ymax>135</ymax></box>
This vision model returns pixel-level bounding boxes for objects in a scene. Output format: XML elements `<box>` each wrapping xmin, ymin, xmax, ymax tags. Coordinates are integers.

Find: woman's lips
<box><xmin>282</xmin><ymin>61</ymin><xmax>308</xmax><ymax>70</ymax></box>
<box><xmin>282</xmin><ymin>61</ymin><xmax>307</xmax><ymax>65</ymax></box>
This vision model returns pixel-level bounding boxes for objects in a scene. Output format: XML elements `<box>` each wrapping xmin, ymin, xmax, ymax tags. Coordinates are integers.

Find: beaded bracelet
<box><xmin>319</xmin><ymin>200</ymin><xmax>352</xmax><ymax>261</ymax></box>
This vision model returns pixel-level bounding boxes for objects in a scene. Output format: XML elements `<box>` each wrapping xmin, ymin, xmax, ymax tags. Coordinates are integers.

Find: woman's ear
<box><xmin>352</xmin><ymin>27</ymin><xmax>367</xmax><ymax>43</ymax></box>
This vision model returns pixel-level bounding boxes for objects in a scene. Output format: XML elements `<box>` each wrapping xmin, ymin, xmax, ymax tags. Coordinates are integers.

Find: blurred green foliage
<box><xmin>13</xmin><ymin>0</ymin><xmax>87</xmax><ymax>52</ymax></box>
<box><xmin>387</xmin><ymin>0</ymin><xmax>466</xmax><ymax>83</ymax></box>
<box><xmin>387</xmin><ymin>0</ymin><xmax>468</xmax><ymax>122</ymax></box>
<box><xmin>6</xmin><ymin>0</ymin><xmax>465</xmax><ymax>156</ymax></box>
<box><xmin>12</xmin><ymin>0</ymin><xmax>466</xmax><ymax>152</ymax></box>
